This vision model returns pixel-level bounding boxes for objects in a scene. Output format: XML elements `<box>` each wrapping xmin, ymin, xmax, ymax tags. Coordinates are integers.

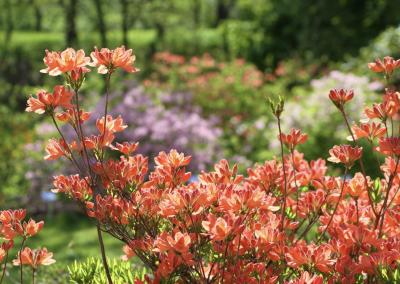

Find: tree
<box><xmin>31</xmin><ymin>0</ymin><xmax>43</xmax><ymax>31</ymax></box>
<box><xmin>59</xmin><ymin>0</ymin><xmax>78</xmax><ymax>47</ymax></box>
<box><xmin>92</xmin><ymin>0</ymin><xmax>107</xmax><ymax>47</ymax></box>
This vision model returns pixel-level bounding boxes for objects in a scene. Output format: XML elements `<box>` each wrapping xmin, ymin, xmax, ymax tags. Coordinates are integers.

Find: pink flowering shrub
<box><xmin>26</xmin><ymin>47</ymin><xmax>400</xmax><ymax>283</ymax></box>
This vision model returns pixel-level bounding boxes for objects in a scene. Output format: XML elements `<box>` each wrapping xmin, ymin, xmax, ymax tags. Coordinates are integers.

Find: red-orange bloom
<box><xmin>328</xmin><ymin>145</ymin><xmax>362</xmax><ymax>168</ymax></box>
<box><xmin>26</xmin><ymin>86</ymin><xmax>73</xmax><ymax>114</ymax></box>
<box><xmin>202</xmin><ymin>215</ymin><xmax>232</xmax><ymax>241</ymax></box>
<box><xmin>90</xmin><ymin>46</ymin><xmax>139</xmax><ymax>74</ymax></box>
<box><xmin>376</xmin><ymin>137</ymin><xmax>400</xmax><ymax>156</ymax></box>
<box><xmin>350</xmin><ymin>122</ymin><xmax>386</xmax><ymax>141</ymax></box>
<box><xmin>345</xmin><ymin>173</ymin><xmax>366</xmax><ymax>198</ymax></box>
<box><xmin>368</xmin><ymin>56</ymin><xmax>400</xmax><ymax>76</ymax></box>
<box><xmin>40</xmin><ymin>48</ymin><xmax>90</xmax><ymax>76</ymax></box>
<box><xmin>24</xmin><ymin>219</ymin><xmax>44</xmax><ymax>237</ymax></box>
<box><xmin>96</xmin><ymin>115</ymin><xmax>127</xmax><ymax>134</ymax></box>
<box><xmin>279</xmin><ymin>128</ymin><xmax>308</xmax><ymax>151</ymax></box>
<box><xmin>13</xmin><ymin>247</ymin><xmax>55</xmax><ymax>268</ymax></box>
<box><xmin>155</xmin><ymin>150</ymin><xmax>191</xmax><ymax>168</ymax></box>
<box><xmin>329</xmin><ymin>89</ymin><xmax>354</xmax><ymax>109</ymax></box>
<box><xmin>111</xmin><ymin>142</ymin><xmax>139</xmax><ymax>155</ymax></box>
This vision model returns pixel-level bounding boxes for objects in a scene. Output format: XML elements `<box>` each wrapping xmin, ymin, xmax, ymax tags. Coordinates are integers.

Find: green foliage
<box><xmin>68</xmin><ymin>257</ymin><xmax>147</xmax><ymax>284</ymax></box>
<box><xmin>378</xmin><ymin>265</ymin><xmax>400</xmax><ymax>283</ymax></box>
<box><xmin>0</xmin><ymin>106</ymin><xmax>33</xmax><ymax>204</ymax></box>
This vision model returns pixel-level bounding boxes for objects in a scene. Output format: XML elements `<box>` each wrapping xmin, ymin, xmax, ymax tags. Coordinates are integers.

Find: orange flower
<box><xmin>350</xmin><ymin>122</ymin><xmax>386</xmax><ymax>141</ymax></box>
<box><xmin>376</xmin><ymin>137</ymin><xmax>400</xmax><ymax>156</ymax></box>
<box><xmin>56</xmin><ymin>108</ymin><xmax>91</xmax><ymax>124</ymax></box>
<box><xmin>368</xmin><ymin>56</ymin><xmax>400</xmax><ymax>76</ymax></box>
<box><xmin>111</xmin><ymin>142</ymin><xmax>139</xmax><ymax>155</ymax></box>
<box><xmin>24</xmin><ymin>219</ymin><xmax>44</xmax><ymax>237</ymax></box>
<box><xmin>96</xmin><ymin>115</ymin><xmax>127</xmax><ymax>134</ymax></box>
<box><xmin>279</xmin><ymin>128</ymin><xmax>308</xmax><ymax>151</ymax></box>
<box><xmin>329</xmin><ymin>89</ymin><xmax>354</xmax><ymax>109</ymax></box>
<box><xmin>122</xmin><ymin>244</ymin><xmax>135</xmax><ymax>261</ymax></box>
<box><xmin>13</xmin><ymin>247</ymin><xmax>55</xmax><ymax>268</ymax></box>
<box><xmin>155</xmin><ymin>150</ymin><xmax>191</xmax><ymax>168</ymax></box>
<box><xmin>40</xmin><ymin>48</ymin><xmax>90</xmax><ymax>76</ymax></box>
<box><xmin>0</xmin><ymin>209</ymin><xmax>26</xmax><ymax>224</ymax></box>
<box><xmin>202</xmin><ymin>215</ymin><xmax>232</xmax><ymax>241</ymax></box>
<box><xmin>328</xmin><ymin>145</ymin><xmax>362</xmax><ymax>168</ymax></box>
<box><xmin>90</xmin><ymin>46</ymin><xmax>139</xmax><ymax>74</ymax></box>
<box><xmin>345</xmin><ymin>173</ymin><xmax>366</xmax><ymax>198</ymax></box>
<box><xmin>44</xmin><ymin>138</ymin><xmax>70</xmax><ymax>160</ymax></box>
<box><xmin>26</xmin><ymin>86</ymin><xmax>73</xmax><ymax>114</ymax></box>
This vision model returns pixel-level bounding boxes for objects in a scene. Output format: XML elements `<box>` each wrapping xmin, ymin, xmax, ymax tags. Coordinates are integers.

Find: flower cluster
<box><xmin>0</xmin><ymin>209</ymin><xmax>54</xmax><ymax>283</ymax></box>
<box><xmin>28</xmin><ymin>48</ymin><xmax>400</xmax><ymax>283</ymax></box>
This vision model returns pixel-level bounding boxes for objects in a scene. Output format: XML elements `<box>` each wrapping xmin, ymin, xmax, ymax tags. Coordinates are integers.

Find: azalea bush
<box><xmin>24</xmin><ymin>46</ymin><xmax>400</xmax><ymax>283</ymax></box>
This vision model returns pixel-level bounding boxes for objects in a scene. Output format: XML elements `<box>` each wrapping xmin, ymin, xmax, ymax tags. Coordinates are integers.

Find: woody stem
<box><xmin>19</xmin><ymin>237</ymin><xmax>26</xmax><ymax>284</ymax></box>
<box><xmin>0</xmin><ymin>251</ymin><xmax>8</xmax><ymax>284</ymax></box>
<box><xmin>277</xmin><ymin>117</ymin><xmax>288</xmax><ymax>231</ymax></box>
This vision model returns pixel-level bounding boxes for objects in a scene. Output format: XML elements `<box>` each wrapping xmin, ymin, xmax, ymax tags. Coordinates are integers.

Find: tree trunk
<box><xmin>93</xmin><ymin>0</ymin><xmax>107</xmax><ymax>47</ymax></box>
<box><xmin>64</xmin><ymin>0</ymin><xmax>78</xmax><ymax>47</ymax></box>
<box><xmin>120</xmin><ymin>0</ymin><xmax>129</xmax><ymax>46</ymax></box>
<box><xmin>31</xmin><ymin>0</ymin><xmax>43</xmax><ymax>31</ymax></box>
<box><xmin>4</xmin><ymin>0</ymin><xmax>13</xmax><ymax>45</ymax></box>
<box><xmin>215</xmin><ymin>0</ymin><xmax>234</xmax><ymax>26</ymax></box>
<box><xmin>193</xmin><ymin>0</ymin><xmax>201</xmax><ymax>28</ymax></box>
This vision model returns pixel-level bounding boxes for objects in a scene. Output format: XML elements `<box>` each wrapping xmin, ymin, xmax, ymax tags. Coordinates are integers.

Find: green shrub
<box><xmin>68</xmin><ymin>257</ymin><xmax>147</xmax><ymax>284</ymax></box>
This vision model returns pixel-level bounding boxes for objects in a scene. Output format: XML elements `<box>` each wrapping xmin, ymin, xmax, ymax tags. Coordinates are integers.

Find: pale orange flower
<box><xmin>349</xmin><ymin>122</ymin><xmax>386</xmax><ymax>141</ymax></box>
<box><xmin>40</xmin><ymin>48</ymin><xmax>90</xmax><ymax>76</ymax></box>
<box><xmin>202</xmin><ymin>215</ymin><xmax>232</xmax><ymax>241</ymax></box>
<box><xmin>24</xmin><ymin>219</ymin><xmax>44</xmax><ymax>237</ymax></box>
<box><xmin>13</xmin><ymin>247</ymin><xmax>55</xmax><ymax>268</ymax></box>
<box><xmin>376</xmin><ymin>137</ymin><xmax>400</xmax><ymax>156</ymax></box>
<box><xmin>111</xmin><ymin>142</ymin><xmax>139</xmax><ymax>155</ymax></box>
<box><xmin>279</xmin><ymin>128</ymin><xmax>308</xmax><ymax>151</ymax></box>
<box><xmin>90</xmin><ymin>46</ymin><xmax>139</xmax><ymax>74</ymax></box>
<box><xmin>328</xmin><ymin>145</ymin><xmax>362</xmax><ymax>168</ymax></box>
<box><xmin>368</xmin><ymin>56</ymin><xmax>400</xmax><ymax>76</ymax></box>
<box><xmin>44</xmin><ymin>138</ymin><xmax>70</xmax><ymax>160</ymax></box>
<box><xmin>26</xmin><ymin>86</ymin><xmax>73</xmax><ymax>114</ymax></box>
<box><xmin>96</xmin><ymin>115</ymin><xmax>127</xmax><ymax>134</ymax></box>
<box><xmin>329</xmin><ymin>89</ymin><xmax>354</xmax><ymax>109</ymax></box>
<box><xmin>155</xmin><ymin>150</ymin><xmax>191</xmax><ymax>168</ymax></box>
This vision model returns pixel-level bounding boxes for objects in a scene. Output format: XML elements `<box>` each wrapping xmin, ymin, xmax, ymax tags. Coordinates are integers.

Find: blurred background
<box><xmin>1</xmin><ymin>0</ymin><xmax>400</xmax><ymax>279</ymax></box>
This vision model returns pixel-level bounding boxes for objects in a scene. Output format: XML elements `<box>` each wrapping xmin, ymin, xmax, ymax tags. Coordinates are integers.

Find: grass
<box><xmin>0</xmin><ymin>29</ymin><xmax>156</xmax><ymax>50</ymax></box>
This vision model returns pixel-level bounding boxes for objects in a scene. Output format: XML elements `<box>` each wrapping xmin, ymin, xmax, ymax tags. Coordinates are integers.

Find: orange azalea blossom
<box><xmin>90</xmin><ymin>46</ymin><xmax>139</xmax><ymax>74</ymax></box>
<box><xmin>56</xmin><ymin>108</ymin><xmax>91</xmax><ymax>124</ymax></box>
<box><xmin>13</xmin><ymin>247</ymin><xmax>55</xmax><ymax>268</ymax></box>
<box><xmin>24</xmin><ymin>219</ymin><xmax>44</xmax><ymax>237</ymax></box>
<box><xmin>44</xmin><ymin>138</ymin><xmax>71</xmax><ymax>160</ymax></box>
<box><xmin>154</xmin><ymin>231</ymin><xmax>192</xmax><ymax>256</ymax></box>
<box><xmin>96</xmin><ymin>115</ymin><xmax>127</xmax><ymax>134</ymax></box>
<box><xmin>288</xmin><ymin>271</ymin><xmax>323</xmax><ymax>284</ymax></box>
<box><xmin>286</xmin><ymin>242</ymin><xmax>335</xmax><ymax>273</ymax></box>
<box><xmin>40</xmin><ymin>48</ymin><xmax>90</xmax><ymax>76</ymax></box>
<box><xmin>345</xmin><ymin>173</ymin><xmax>368</xmax><ymax>198</ymax></box>
<box><xmin>349</xmin><ymin>122</ymin><xmax>386</xmax><ymax>141</ymax></box>
<box><xmin>376</xmin><ymin>137</ymin><xmax>400</xmax><ymax>156</ymax></box>
<box><xmin>26</xmin><ymin>86</ymin><xmax>73</xmax><ymax>114</ymax></box>
<box><xmin>155</xmin><ymin>149</ymin><xmax>191</xmax><ymax>168</ymax></box>
<box><xmin>202</xmin><ymin>215</ymin><xmax>233</xmax><ymax>241</ymax></box>
<box><xmin>279</xmin><ymin>128</ymin><xmax>308</xmax><ymax>151</ymax></box>
<box><xmin>0</xmin><ymin>209</ymin><xmax>26</xmax><ymax>224</ymax></box>
<box><xmin>328</xmin><ymin>145</ymin><xmax>362</xmax><ymax>168</ymax></box>
<box><xmin>368</xmin><ymin>56</ymin><xmax>400</xmax><ymax>76</ymax></box>
<box><xmin>111</xmin><ymin>142</ymin><xmax>139</xmax><ymax>155</ymax></box>
<box><xmin>329</xmin><ymin>88</ymin><xmax>354</xmax><ymax>109</ymax></box>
